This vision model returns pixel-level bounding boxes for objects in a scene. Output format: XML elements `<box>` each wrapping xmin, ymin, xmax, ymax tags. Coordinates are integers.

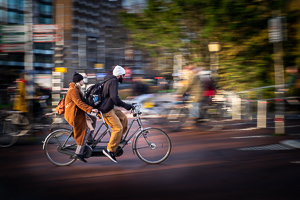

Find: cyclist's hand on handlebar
<box><xmin>131</xmin><ymin>103</ymin><xmax>137</xmax><ymax>110</ymax></box>
<box><xmin>124</xmin><ymin>103</ymin><xmax>132</xmax><ymax>111</ymax></box>
<box><xmin>92</xmin><ymin>109</ymin><xmax>98</xmax><ymax>113</ymax></box>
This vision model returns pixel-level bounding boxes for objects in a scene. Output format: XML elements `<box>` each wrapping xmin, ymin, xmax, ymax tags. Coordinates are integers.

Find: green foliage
<box><xmin>120</xmin><ymin>0</ymin><xmax>300</xmax><ymax>92</ymax></box>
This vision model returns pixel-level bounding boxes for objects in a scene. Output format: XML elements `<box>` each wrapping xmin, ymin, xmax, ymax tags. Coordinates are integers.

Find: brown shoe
<box><xmin>73</xmin><ymin>154</ymin><xmax>87</xmax><ymax>163</ymax></box>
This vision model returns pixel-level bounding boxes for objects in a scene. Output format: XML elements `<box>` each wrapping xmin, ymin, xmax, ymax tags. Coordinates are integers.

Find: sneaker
<box><xmin>72</xmin><ymin>154</ymin><xmax>87</xmax><ymax>163</ymax></box>
<box><xmin>102</xmin><ymin>148</ymin><xmax>118</xmax><ymax>163</ymax></box>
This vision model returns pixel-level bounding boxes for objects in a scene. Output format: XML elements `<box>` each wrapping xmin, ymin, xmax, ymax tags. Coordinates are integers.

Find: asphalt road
<box><xmin>1</xmin><ymin>118</ymin><xmax>300</xmax><ymax>200</ymax></box>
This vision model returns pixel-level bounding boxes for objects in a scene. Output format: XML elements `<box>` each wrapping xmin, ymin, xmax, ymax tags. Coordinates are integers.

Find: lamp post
<box><xmin>208</xmin><ymin>42</ymin><xmax>221</xmax><ymax>76</ymax></box>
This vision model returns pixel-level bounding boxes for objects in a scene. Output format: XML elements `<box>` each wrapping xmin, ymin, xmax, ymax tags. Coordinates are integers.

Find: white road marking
<box><xmin>232</xmin><ymin>135</ymin><xmax>271</xmax><ymax>139</ymax></box>
<box><xmin>237</xmin><ymin>144</ymin><xmax>294</xmax><ymax>151</ymax></box>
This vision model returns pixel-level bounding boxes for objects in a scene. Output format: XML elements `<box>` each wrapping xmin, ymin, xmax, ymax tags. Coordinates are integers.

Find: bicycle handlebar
<box><xmin>131</xmin><ymin>103</ymin><xmax>142</xmax><ymax>117</ymax></box>
<box><xmin>95</xmin><ymin>103</ymin><xmax>142</xmax><ymax>119</ymax></box>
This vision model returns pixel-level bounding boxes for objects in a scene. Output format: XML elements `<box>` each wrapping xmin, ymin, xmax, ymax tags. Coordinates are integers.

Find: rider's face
<box><xmin>79</xmin><ymin>79</ymin><xmax>84</xmax><ymax>86</ymax></box>
<box><xmin>118</xmin><ymin>74</ymin><xmax>125</xmax><ymax>83</ymax></box>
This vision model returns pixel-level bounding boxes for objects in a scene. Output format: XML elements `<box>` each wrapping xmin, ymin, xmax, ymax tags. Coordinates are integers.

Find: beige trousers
<box><xmin>75</xmin><ymin>113</ymin><xmax>97</xmax><ymax>155</ymax></box>
<box><xmin>103</xmin><ymin>108</ymin><xmax>128</xmax><ymax>152</ymax></box>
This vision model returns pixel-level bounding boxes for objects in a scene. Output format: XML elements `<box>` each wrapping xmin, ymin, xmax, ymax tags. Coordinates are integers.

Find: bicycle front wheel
<box><xmin>165</xmin><ymin>106</ymin><xmax>189</xmax><ymax>131</ymax></box>
<box><xmin>43</xmin><ymin>129</ymin><xmax>76</xmax><ymax>166</ymax></box>
<box><xmin>134</xmin><ymin>128</ymin><xmax>171</xmax><ymax>164</ymax></box>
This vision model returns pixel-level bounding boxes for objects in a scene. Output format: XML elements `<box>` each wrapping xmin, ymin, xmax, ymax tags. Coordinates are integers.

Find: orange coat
<box><xmin>64</xmin><ymin>83</ymin><xmax>93</xmax><ymax>146</ymax></box>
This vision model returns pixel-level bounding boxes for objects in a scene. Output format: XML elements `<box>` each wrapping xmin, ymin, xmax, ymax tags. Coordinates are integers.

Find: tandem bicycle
<box><xmin>42</xmin><ymin>103</ymin><xmax>172</xmax><ymax>166</ymax></box>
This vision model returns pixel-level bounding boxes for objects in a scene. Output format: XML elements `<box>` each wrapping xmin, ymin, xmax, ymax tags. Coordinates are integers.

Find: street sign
<box><xmin>94</xmin><ymin>63</ymin><xmax>104</xmax><ymax>69</ymax></box>
<box><xmin>1</xmin><ymin>34</ymin><xmax>29</xmax><ymax>43</ymax></box>
<box><xmin>32</xmin><ymin>24</ymin><xmax>61</xmax><ymax>33</ymax></box>
<box><xmin>0</xmin><ymin>44</ymin><xmax>25</xmax><ymax>52</ymax></box>
<box><xmin>87</xmin><ymin>73</ymin><xmax>96</xmax><ymax>78</ymax></box>
<box><xmin>0</xmin><ymin>25</ymin><xmax>29</xmax><ymax>33</ymax></box>
<box><xmin>54</xmin><ymin>67</ymin><xmax>67</xmax><ymax>73</ymax></box>
<box><xmin>33</xmin><ymin>34</ymin><xmax>62</xmax><ymax>42</ymax></box>
<box><xmin>268</xmin><ymin>17</ymin><xmax>287</xmax><ymax>43</ymax></box>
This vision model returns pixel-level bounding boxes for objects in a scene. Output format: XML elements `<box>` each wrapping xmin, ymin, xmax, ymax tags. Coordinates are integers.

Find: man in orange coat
<box><xmin>64</xmin><ymin>72</ymin><xmax>98</xmax><ymax>163</ymax></box>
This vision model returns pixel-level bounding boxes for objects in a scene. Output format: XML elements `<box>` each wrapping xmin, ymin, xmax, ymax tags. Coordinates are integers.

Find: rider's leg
<box><xmin>86</xmin><ymin>113</ymin><xmax>97</xmax><ymax>142</ymax></box>
<box><xmin>73</xmin><ymin>128</ymin><xmax>90</xmax><ymax>163</ymax></box>
<box><xmin>113</xmin><ymin>108</ymin><xmax>128</xmax><ymax>137</ymax></box>
<box><xmin>86</xmin><ymin>113</ymin><xmax>97</xmax><ymax>131</ymax></box>
<box><xmin>181</xmin><ymin>102</ymin><xmax>200</xmax><ymax>129</ymax></box>
<box><xmin>102</xmin><ymin>109</ymin><xmax>123</xmax><ymax>153</ymax></box>
<box><xmin>75</xmin><ymin>128</ymin><xmax>91</xmax><ymax>155</ymax></box>
<box><xmin>188</xmin><ymin>102</ymin><xmax>201</xmax><ymax>122</ymax></box>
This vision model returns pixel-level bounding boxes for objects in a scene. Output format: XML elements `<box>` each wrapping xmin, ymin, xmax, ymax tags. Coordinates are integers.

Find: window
<box><xmin>44</xmin><ymin>18</ymin><xmax>53</xmax><ymax>24</ymax></box>
<box><xmin>7</xmin><ymin>0</ymin><xmax>18</xmax><ymax>9</ymax></box>
<box><xmin>8</xmin><ymin>11</ymin><xmax>17</xmax><ymax>23</ymax></box>
<box><xmin>40</xmin><ymin>4</ymin><xmax>52</xmax><ymax>15</ymax></box>
<box><xmin>0</xmin><ymin>10</ymin><xmax>7</xmax><ymax>22</ymax></box>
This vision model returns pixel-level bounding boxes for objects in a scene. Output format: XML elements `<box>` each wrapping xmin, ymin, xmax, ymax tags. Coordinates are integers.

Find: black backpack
<box><xmin>84</xmin><ymin>78</ymin><xmax>112</xmax><ymax>108</ymax></box>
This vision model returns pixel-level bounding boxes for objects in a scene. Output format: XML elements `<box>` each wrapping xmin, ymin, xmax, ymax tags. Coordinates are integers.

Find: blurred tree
<box><xmin>120</xmin><ymin>0</ymin><xmax>300</xmax><ymax>92</ymax></box>
<box><xmin>120</xmin><ymin>0</ymin><xmax>184</xmax><ymax>75</ymax></box>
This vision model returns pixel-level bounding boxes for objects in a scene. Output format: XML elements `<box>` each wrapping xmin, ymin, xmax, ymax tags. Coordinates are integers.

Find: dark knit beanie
<box><xmin>73</xmin><ymin>72</ymin><xmax>84</xmax><ymax>83</ymax></box>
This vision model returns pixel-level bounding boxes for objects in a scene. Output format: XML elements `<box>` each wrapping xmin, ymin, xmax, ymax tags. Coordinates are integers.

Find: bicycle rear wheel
<box><xmin>134</xmin><ymin>128</ymin><xmax>171</xmax><ymax>164</ymax></box>
<box><xmin>43</xmin><ymin>129</ymin><xmax>76</xmax><ymax>166</ymax></box>
<box><xmin>196</xmin><ymin>104</ymin><xmax>225</xmax><ymax>131</ymax></box>
<box><xmin>0</xmin><ymin>121</ymin><xmax>18</xmax><ymax>147</ymax></box>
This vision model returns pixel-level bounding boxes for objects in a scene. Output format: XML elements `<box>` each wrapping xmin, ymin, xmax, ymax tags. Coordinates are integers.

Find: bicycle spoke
<box><xmin>135</xmin><ymin>128</ymin><xmax>171</xmax><ymax>164</ymax></box>
<box><xmin>44</xmin><ymin>129</ymin><xmax>76</xmax><ymax>166</ymax></box>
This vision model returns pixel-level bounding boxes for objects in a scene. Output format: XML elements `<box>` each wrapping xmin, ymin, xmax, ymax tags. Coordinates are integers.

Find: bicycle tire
<box><xmin>165</xmin><ymin>106</ymin><xmax>189</xmax><ymax>131</ymax></box>
<box><xmin>196</xmin><ymin>105</ymin><xmax>225</xmax><ymax>132</ymax></box>
<box><xmin>0</xmin><ymin>121</ymin><xmax>18</xmax><ymax>148</ymax></box>
<box><xmin>134</xmin><ymin>128</ymin><xmax>171</xmax><ymax>164</ymax></box>
<box><xmin>43</xmin><ymin>129</ymin><xmax>76</xmax><ymax>166</ymax></box>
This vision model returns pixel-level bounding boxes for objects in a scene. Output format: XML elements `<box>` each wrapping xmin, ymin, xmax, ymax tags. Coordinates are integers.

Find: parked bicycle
<box><xmin>42</xmin><ymin>103</ymin><xmax>172</xmax><ymax>166</ymax></box>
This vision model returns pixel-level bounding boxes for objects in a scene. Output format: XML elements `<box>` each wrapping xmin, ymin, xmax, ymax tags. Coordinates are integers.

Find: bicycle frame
<box><xmin>89</xmin><ymin>106</ymin><xmax>151</xmax><ymax>155</ymax></box>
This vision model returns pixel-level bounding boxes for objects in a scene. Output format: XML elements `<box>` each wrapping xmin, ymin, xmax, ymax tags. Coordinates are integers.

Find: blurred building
<box><xmin>0</xmin><ymin>0</ymin><xmax>53</xmax><ymax>105</ymax></box>
<box><xmin>0</xmin><ymin>0</ymin><xmax>54</xmax><ymax>83</ymax></box>
<box><xmin>0</xmin><ymin>0</ymin><xmax>152</xmax><ymax>106</ymax></box>
<box><xmin>122</xmin><ymin>0</ymin><xmax>146</xmax><ymax>13</ymax></box>
<box><xmin>53</xmin><ymin>0</ymin><xmax>151</xmax><ymax>91</ymax></box>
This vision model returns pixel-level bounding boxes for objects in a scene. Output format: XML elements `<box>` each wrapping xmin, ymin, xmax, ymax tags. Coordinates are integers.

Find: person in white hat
<box><xmin>99</xmin><ymin>65</ymin><xmax>132</xmax><ymax>163</ymax></box>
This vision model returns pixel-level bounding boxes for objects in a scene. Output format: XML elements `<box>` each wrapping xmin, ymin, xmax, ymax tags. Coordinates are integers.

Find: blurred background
<box><xmin>0</xmin><ymin>0</ymin><xmax>300</xmax><ymax>138</ymax></box>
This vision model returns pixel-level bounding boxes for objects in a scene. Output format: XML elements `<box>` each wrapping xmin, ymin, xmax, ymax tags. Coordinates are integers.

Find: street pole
<box><xmin>52</xmin><ymin>3</ymin><xmax>65</xmax><ymax>109</ymax></box>
<box><xmin>24</xmin><ymin>0</ymin><xmax>34</xmax><ymax>122</ymax></box>
<box><xmin>24</xmin><ymin>0</ymin><xmax>34</xmax><ymax>97</ymax></box>
<box><xmin>274</xmin><ymin>40</ymin><xmax>285</xmax><ymax>134</ymax></box>
<box><xmin>208</xmin><ymin>42</ymin><xmax>220</xmax><ymax>77</ymax></box>
<box><xmin>269</xmin><ymin>11</ymin><xmax>285</xmax><ymax>134</ymax></box>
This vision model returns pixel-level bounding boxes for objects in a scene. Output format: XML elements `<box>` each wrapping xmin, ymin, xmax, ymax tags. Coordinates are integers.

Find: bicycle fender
<box><xmin>42</xmin><ymin>129</ymin><xmax>72</xmax><ymax>149</ymax></box>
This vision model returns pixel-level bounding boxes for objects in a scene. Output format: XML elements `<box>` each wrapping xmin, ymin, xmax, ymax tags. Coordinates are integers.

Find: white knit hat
<box><xmin>113</xmin><ymin>65</ymin><xmax>126</xmax><ymax>76</ymax></box>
